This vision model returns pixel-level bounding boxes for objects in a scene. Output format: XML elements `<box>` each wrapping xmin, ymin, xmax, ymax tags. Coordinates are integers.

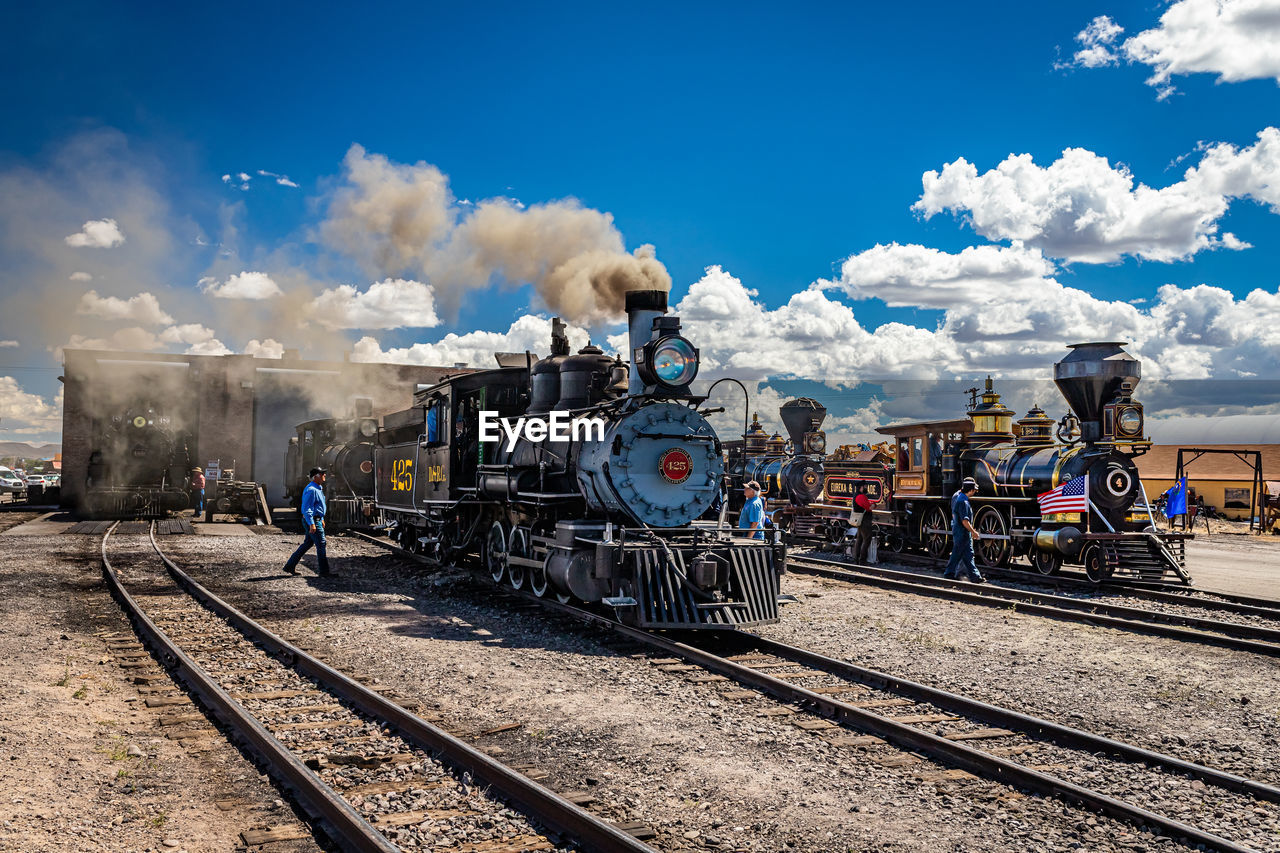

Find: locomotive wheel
<box><xmin>885</xmin><ymin>530</ymin><xmax>906</xmax><ymax>553</ymax></box>
<box><xmin>530</xmin><ymin>551</ymin><xmax>551</xmax><ymax>598</ymax></box>
<box><xmin>921</xmin><ymin>507</ymin><xmax>950</xmax><ymax>559</ymax></box>
<box><xmin>825</xmin><ymin>521</ymin><xmax>846</xmax><ymax>545</ymax></box>
<box><xmin>484</xmin><ymin>520</ymin><xmax>508</xmax><ymax>584</ymax></box>
<box><xmin>974</xmin><ymin>506</ymin><xmax>1011</xmax><ymax>568</ymax></box>
<box><xmin>1031</xmin><ymin>549</ymin><xmax>1062</xmax><ymax>576</ymax></box>
<box><xmin>1082</xmin><ymin>543</ymin><xmax>1110</xmax><ymax>585</ymax></box>
<box><xmin>507</xmin><ymin>528</ymin><xmax>529</xmax><ymax>590</ymax></box>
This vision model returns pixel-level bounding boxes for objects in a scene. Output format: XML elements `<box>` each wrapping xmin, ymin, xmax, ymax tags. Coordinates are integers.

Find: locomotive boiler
<box><xmin>374</xmin><ymin>290</ymin><xmax>785</xmax><ymax>630</ymax></box>
<box><xmin>84</xmin><ymin>400</ymin><xmax>194</xmax><ymax>518</ymax></box>
<box><xmin>284</xmin><ymin>402</ymin><xmax>381</xmax><ymax>529</ymax></box>
<box><xmin>876</xmin><ymin>342</ymin><xmax>1190</xmax><ymax>583</ymax></box>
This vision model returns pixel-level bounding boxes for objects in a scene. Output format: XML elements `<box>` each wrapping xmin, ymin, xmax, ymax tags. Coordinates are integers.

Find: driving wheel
<box><xmin>507</xmin><ymin>527</ymin><xmax>529</xmax><ymax>590</ymax></box>
<box><xmin>921</xmin><ymin>507</ymin><xmax>950</xmax><ymax>559</ymax></box>
<box><xmin>484</xmin><ymin>520</ymin><xmax>508</xmax><ymax>584</ymax></box>
<box><xmin>974</xmin><ymin>506</ymin><xmax>1011</xmax><ymax>568</ymax></box>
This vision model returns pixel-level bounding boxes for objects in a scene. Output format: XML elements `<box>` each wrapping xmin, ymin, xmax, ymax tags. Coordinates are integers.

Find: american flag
<box><xmin>1038</xmin><ymin>474</ymin><xmax>1088</xmax><ymax>514</ymax></box>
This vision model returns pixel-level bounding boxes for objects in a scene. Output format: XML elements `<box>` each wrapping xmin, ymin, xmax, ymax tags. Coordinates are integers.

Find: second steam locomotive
<box><xmin>733</xmin><ymin>343</ymin><xmax>1191</xmax><ymax>584</ymax></box>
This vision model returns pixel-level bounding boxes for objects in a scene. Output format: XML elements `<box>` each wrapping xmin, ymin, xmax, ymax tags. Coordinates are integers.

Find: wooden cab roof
<box><xmin>875</xmin><ymin>418</ymin><xmax>973</xmax><ymax>438</ymax></box>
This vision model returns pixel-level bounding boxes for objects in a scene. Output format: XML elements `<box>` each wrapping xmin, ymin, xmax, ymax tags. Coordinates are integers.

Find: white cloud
<box><xmin>257</xmin><ymin>169</ymin><xmax>299</xmax><ymax>188</ymax></box>
<box><xmin>64</xmin><ymin>218</ymin><xmax>125</xmax><ymax>248</ymax></box>
<box><xmin>310</xmin><ymin>278</ymin><xmax>441</xmax><ymax>330</ymax></box>
<box><xmin>56</xmin><ymin>327</ymin><xmax>165</xmax><ymax>360</ymax></box>
<box><xmin>1069</xmin><ymin>15</ymin><xmax>1125</xmax><ymax>68</ymax></box>
<box><xmin>827</xmin><ymin>243</ymin><xmax>1057</xmax><ymax>307</ymax></box>
<box><xmin>0</xmin><ymin>378</ymin><xmax>62</xmax><ymax>440</ymax></box>
<box><xmin>69</xmin><ymin>271</ymin><xmax>92</xmax><ymax>281</ymax></box>
<box><xmin>913</xmin><ymin>129</ymin><xmax>1280</xmax><ymax>263</ymax></box>
<box><xmin>76</xmin><ymin>289</ymin><xmax>174</xmax><ymax>325</ymax></box>
<box><xmin>244</xmin><ymin>338</ymin><xmax>285</xmax><ymax>358</ymax></box>
<box><xmin>1067</xmin><ymin>1</ymin><xmax>1280</xmax><ymax>98</ymax></box>
<box><xmin>0</xmin><ymin>340</ymin><xmax>17</xmax><ymax>348</ymax></box>
<box><xmin>1125</xmin><ymin>0</ymin><xmax>1280</xmax><ymax>98</ymax></box>
<box><xmin>353</xmin><ymin>314</ymin><xmax>589</xmax><ymax>367</ymax></box>
<box><xmin>200</xmin><ymin>270</ymin><xmax>283</xmax><ymax>300</ymax></box>
<box><xmin>158</xmin><ymin>323</ymin><xmax>231</xmax><ymax>356</ymax></box>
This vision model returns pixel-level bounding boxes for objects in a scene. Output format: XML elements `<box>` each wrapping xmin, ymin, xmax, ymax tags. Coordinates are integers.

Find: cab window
<box><xmin>911</xmin><ymin>437</ymin><xmax>923</xmax><ymax>470</ymax></box>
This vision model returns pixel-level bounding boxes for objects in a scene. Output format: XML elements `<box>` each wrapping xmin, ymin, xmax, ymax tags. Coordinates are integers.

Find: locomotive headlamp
<box><xmin>359</xmin><ymin>418</ymin><xmax>378</xmax><ymax>438</ymax></box>
<box><xmin>1116</xmin><ymin>406</ymin><xmax>1143</xmax><ymax>437</ymax></box>
<box><xmin>639</xmin><ymin>335</ymin><xmax>699</xmax><ymax>388</ymax></box>
<box><xmin>805</xmin><ymin>433</ymin><xmax>827</xmax><ymax>454</ymax></box>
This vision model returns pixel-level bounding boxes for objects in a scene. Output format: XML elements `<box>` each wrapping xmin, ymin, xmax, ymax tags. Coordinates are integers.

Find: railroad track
<box><xmin>787</xmin><ymin>553</ymin><xmax>1280</xmax><ymax>657</ymax></box>
<box><xmin>348</xmin><ymin>531</ymin><xmax>1280</xmax><ymax>853</ymax></box>
<box><xmin>100</xmin><ymin>521</ymin><xmax>659</xmax><ymax>853</ymax></box>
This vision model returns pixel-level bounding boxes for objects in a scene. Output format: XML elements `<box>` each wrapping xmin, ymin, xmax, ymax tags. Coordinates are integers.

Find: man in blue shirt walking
<box><xmin>284</xmin><ymin>467</ymin><xmax>331</xmax><ymax>576</ymax></box>
<box><xmin>738</xmin><ymin>480</ymin><xmax>766</xmax><ymax>540</ymax></box>
<box><xmin>942</xmin><ymin>476</ymin><xmax>986</xmax><ymax>583</ymax></box>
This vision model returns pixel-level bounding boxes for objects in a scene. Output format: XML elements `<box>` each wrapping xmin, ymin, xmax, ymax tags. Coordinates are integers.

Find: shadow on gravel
<box><xmin>185</xmin><ymin>548</ymin><xmax>624</xmax><ymax>659</ymax></box>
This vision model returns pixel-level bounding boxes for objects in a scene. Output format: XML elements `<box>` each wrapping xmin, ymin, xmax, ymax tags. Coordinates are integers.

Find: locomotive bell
<box><xmin>1054</xmin><ymin>343</ymin><xmax>1141</xmax><ymax>443</ymax></box>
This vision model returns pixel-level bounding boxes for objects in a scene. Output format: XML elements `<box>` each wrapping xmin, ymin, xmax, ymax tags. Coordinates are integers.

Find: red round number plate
<box><xmin>659</xmin><ymin>448</ymin><xmax>693</xmax><ymax>484</ymax></box>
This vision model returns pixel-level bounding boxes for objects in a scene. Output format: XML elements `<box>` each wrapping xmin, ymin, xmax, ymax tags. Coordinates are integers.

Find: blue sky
<box><xmin>2</xmin><ymin>0</ymin><xmax>1279</xmax><ymax>443</ymax></box>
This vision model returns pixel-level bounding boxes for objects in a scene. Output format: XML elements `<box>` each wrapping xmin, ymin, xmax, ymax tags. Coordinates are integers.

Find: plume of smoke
<box><xmin>322</xmin><ymin>145</ymin><xmax>670</xmax><ymax>324</ymax></box>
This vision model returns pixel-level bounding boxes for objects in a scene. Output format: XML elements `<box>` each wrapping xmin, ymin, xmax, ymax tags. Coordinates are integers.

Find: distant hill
<box><xmin>0</xmin><ymin>441</ymin><xmax>60</xmax><ymax>459</ymax></box>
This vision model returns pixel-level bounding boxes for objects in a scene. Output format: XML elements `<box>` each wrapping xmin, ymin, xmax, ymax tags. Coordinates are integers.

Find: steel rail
<box><xmin>101</xmin><ymin>522</ymin><xmax>399</xmax><ymax>853</ymax></box>
<box><xmin>845</xmin><ymin>547</ymin><xmax>1280</xmax><ymax>615</ymax></box>
<box><xmin>534</xmin><ymin>600</ymin><xmax>1262</xmax><ymax>853</ymax></box>
<box><xmin>735</xmin><ymin>633</ymin><xmax>1280</xmax><ymax>803</ymax></box>
<box><xmin>123</xmin><ymin>523</ymin><xmax>657</xmax><ymax>853</ymax></box>
<box><xmin>352</xmin><ymin>531</ymin><xmax>1264</xmax><ymax>853</ymax></box>
<box><xmin>788</xmin><ymin>556</ymin><xmax>1280</xmax><ymax>656</ymax></box>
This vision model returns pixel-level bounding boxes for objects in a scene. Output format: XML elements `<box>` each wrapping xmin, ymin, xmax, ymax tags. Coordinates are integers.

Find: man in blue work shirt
<box><xmin>738</xmin><ymin>480</ymin><xmax>766</xmax><ymax>540</ymax></box>
<box><xmin>942</xmin><ymin>476</ymin><xmax>986</xmax><ymax>583</ymax></box>
<box><xmin>283</xmin><ymin>467</ymin><xmax>331</xmax><ymax>576</ymax></box>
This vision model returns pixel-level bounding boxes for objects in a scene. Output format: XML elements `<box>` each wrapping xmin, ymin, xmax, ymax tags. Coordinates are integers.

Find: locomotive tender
<box><xmin>373</xmin><ymin>290</ymin><xmax>786</xmax><ymax>629</ymax></box>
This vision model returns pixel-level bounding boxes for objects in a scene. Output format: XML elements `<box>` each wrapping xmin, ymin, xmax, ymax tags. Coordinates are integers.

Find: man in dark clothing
<box><xmin>284</xmin><ymin>467</ymin><xmax>331</xmax><ymax>576</ymax></box>
<box><xmin>850</xmin><ymin>491</ymin><xmax>878</xmax><ymax>563</ymax></box>
<box><xmin>942</xmin><ymin>477</ymin><xmax>986</xmax><ymax>583</ymax></box>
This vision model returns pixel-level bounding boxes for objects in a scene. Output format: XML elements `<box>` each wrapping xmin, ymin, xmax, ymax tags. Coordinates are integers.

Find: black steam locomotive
<box><xmin>724</xmin><ymin>399</ymin><xmax>828</xmax><ymax>536</ymax></box>
<box><xmin>373</xmin><ymin>290</ymin><xmax>785</xmax><ymax>630</ymax></box>
<box><xmin>84</xmin><ymin>400</ymin><xmax>194</xmax><ymax>518</ymax></box>
<box><xmin>752</xmin><ymin>343</ymin><xmax>1191</xmax><ymax>584</ymax></box>
<box><xmin>284</xmin><ymin>402</ymin><xmax>381</xmax><ymax>530</ymax></box>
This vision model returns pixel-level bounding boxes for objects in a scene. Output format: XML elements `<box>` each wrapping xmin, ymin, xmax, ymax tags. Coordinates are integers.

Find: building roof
<box><xmin>1133</xmin><ymin>445</ymin><xmax>1280</xmax><ymax>482</ymax></box>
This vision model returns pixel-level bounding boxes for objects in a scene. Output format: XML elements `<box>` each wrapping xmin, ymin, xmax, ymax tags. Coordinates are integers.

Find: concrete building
<box><xmin>61</xmin><ymin>349</ymin><xmax>460</xmax><ymax>510</ymax></box>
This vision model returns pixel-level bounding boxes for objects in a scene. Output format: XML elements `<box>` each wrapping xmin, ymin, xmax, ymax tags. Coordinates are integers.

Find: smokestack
<box><xmin>1054</xmin><ymin>342</ymin><xmax>1141</xmax><ymax>443</ymax></box>
<box><xmin>625</xmin><ymin>289</ymin><xmax>668</xmax><ymax>395</ymax></box>
<box><xmin>779</xmin><ymin>398</ymin><xmax>828</xmax><ymax>449</ymax></box>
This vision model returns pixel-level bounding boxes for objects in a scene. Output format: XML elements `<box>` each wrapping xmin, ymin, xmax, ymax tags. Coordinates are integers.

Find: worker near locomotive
<box><xmin>371</xmin><ymin>289</ymin><xmax>786</xmax><ymax>630</ymax></box>
<box><xmin>734</xmin><ymin>342</ymin><xmax>1192</xmax><ymax>585</ymax></box>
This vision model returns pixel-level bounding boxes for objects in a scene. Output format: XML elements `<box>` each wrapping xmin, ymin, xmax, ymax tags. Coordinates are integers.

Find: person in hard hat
<box><xmin>189</xmin><ymin>468</ymin><xmax>205</xmax><ymax>519</ymax></box>
<box><xmin>283</xmin><ymin>468</ymin><xmax>331</xmax><ymax>576</ymax></box>
<box><xmin>738</xmin><ymin>481</ymin><xmax>766</xmax><ymax>540</ymax></box>
<box><xmin>942</xmin><ymin>476</ymin><xmax>985</xmax><ymax>583</ymax></box>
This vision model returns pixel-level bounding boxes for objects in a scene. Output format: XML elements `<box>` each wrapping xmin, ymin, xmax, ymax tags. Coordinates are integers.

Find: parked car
<box><xmin>0</xmin><ymin>467</ymin><xmax>27</xmax><ymax>496</ymax></box>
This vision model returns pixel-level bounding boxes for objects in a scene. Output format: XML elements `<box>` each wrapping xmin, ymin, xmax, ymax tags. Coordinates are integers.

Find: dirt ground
<box><xmin>3</xmin><ymin>515</ymin><xmax>1278</xmax><ymax>852</ymax></box>
<box><xmin>0</xmin><ymin>525</ymin><xmax>319</xmax><ymax>853</ymax></box>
